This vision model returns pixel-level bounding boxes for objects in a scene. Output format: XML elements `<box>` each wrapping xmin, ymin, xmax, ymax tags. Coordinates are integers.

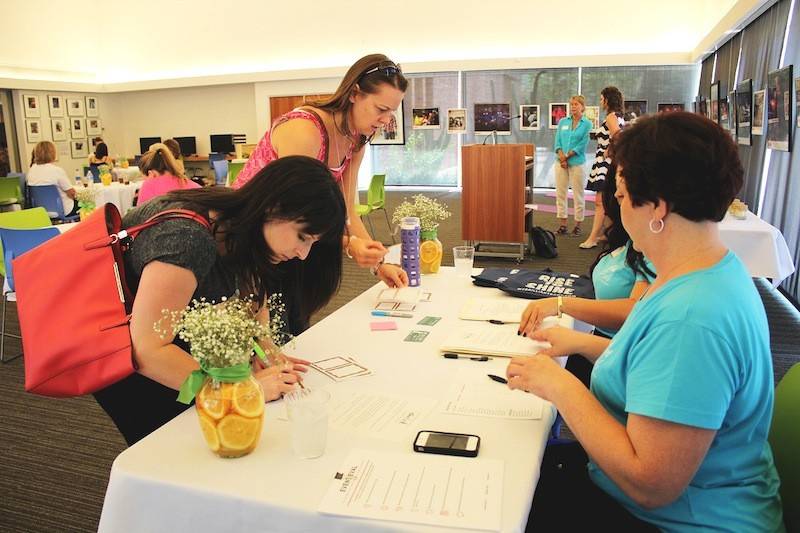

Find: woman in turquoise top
<box><xmin>553</xmin><ymin>95</ymin><xmax>592</xmax><ymax>236</ymax></box>
<box><xmin>510</xmin><ymin>112</ymin><xmax>784</xmax><ymax>531</ymax></box>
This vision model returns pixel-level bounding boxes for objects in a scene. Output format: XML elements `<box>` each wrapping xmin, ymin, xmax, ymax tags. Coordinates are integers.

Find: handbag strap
<box><xmin>116</xmin><ymin>209</ymin><xmax>212</xmax><ymax>248</ymax></box>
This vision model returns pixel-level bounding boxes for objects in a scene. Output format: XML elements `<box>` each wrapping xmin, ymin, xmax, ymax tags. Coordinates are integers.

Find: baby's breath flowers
<box><xmin>392</xmin><ymin>194</ymin><xmax>451</xmax><ymax>232</ymax></box>
<box><xmin>75</xmin><ymin>187</ymin><xmax>96</xmax><ymax>211</ymax></box>
<box><xmin>155</xmin><ymin>295</ymin><xmax>292</xmax><ymax>369</ymax></box>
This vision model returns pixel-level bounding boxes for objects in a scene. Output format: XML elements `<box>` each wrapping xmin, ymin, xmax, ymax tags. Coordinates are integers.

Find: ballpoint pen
<box><xmin>487</xmin><ymin>374</ymin><xmax>508</xmax><ymax>384</ymax></box>
<box><xmin>442</xmin><ymin>353</ymin><xmax>490</xmax><ymax>362</ymax></box>
<box><xmin>371</xmin><ymin>310</ymin><xmax>414</xmax><ymax>318</ymax></box>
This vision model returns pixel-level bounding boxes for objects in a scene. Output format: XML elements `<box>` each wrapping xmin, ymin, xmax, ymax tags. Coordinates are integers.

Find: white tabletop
<box><xmin>86</xmin><ymin>181</ymin><xmax>142</xmax><ymax>216</ymax></box>
<box><xmin>718</xmin><ymin>211</ymin><xmax>795</xmax><ymax>286</ymax></box>
<box><xmin>98</xmin><ymin>268</ymin><xmax>562</xmax><ymax>533</ymax></box>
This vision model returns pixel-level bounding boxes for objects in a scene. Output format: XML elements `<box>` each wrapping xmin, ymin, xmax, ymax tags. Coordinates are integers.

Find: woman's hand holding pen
<box><xmin>518</xmin><ymin>298</ymin><xmax>558</xmax><ymax>337</ymax></box>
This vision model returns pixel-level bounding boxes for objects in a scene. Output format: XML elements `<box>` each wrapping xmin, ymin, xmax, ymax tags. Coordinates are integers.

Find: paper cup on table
<box><xmin>284</xmin><ymin>389</ymin><xmax>330</xmax><ymax>459</ymax></box>
<box><xmin>453</xmin><ymin>246</ymin><xmax>475</xmax><ymax>277</ymax></box>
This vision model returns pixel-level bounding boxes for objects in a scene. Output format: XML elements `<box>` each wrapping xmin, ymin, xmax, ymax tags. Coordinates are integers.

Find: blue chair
<box><xmin>212</xmin><ymin>159</ymin><xmax>229</xmax><ymax>186</ymax></box>
<box><xmin>28</xmin><ymin>185</ymin><xmax>79</xmax><ymax>223</ymax></box>
<box><xmin>0</xmin><ymin>226</ymin><xmax>60</xmax><ymax>362</ymax></box>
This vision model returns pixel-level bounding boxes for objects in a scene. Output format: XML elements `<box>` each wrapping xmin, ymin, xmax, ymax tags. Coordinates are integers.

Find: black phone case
<box><xmin>413</xmin><ymin>430</ymin><xmax>480</xmax><ymax>457</ymax></box>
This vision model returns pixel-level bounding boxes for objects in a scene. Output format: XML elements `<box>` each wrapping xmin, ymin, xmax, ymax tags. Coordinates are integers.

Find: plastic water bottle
<box><xmin>74</xmin><ymin>168</ymin><xmax>81</xmax><ymax>185</ymax></box>
<box><xmin>400</xmin><ymin>216</ymin><xmax>421</xmax><ymax>287</ymax></box>
<box><xmin>85</xmin><ymin>170</ymin><xmax>93</xmax><ymax>186</ymax></box>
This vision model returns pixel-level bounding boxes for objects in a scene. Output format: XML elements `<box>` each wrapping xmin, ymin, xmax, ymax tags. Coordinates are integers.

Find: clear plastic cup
<box><xmin>453</xmin><ymin>246</ymin><xmax>475</xmax><ymax>276</ymax></box>
<box><xmin>284</xmin><ymin>389</ymin><xmax>330</xmax><ymax>459</ymax></box>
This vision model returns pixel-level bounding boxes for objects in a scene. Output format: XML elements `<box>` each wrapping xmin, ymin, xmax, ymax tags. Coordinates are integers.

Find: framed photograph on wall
<box><xmin>48</xmin><ymin>95</ymin><xmax>64</xmax><ymax>117</ymax></box>
<box><xmin>698</xmin><ymin>97</ymin><xmax>708</xmax><ymax>118</ymax></box>
<box><xmin>70</xmin><ymin>139</ymin><xmax>89</xmax><ymax>159</ymax></box>
<box><xmin>51</xmin><ymin>118</ymin><xmax>67</xmax><ymax>141</ymax></box>
<box><xmin>447</xmin><ymin>108</ymin><xmax>467</xmax><ymax>134</ymax></box>
<box><xmin>796</xmin><ymin>77</ymin><xmax>800</xmax><ymax>128</ymax></box>
<box><xmin>412</xmin><ymin>107</ymin><xmax>440</xmax><ymax>129</ymax></box>
<box><xmin>720</xmin><ymin>97</ymin><xmax>729</xmax><ymax>130</ymax></box>
<box><xmin>25</xmin><ymin>119</ymin><xmax>42</xmax><ymax>143</ymax></box>
<box><xmin>657</xmin><ymin>103</ymin><xmax>684</xmax><ymax>113</ymax></box>
<box><xmin>736</xmin><ymin>79</ymin><xmax>752</xmax><ymax>145</ymax></box>
<box><xmin>752</xmin><ymin>90</ymin><xmax>765</xmax><ymax>136</ymax></box>
<box><xmin>766</xmin><ymin>65</ymin><xmax>792</xmax><ymax>151</ymax></box>
<box><xmin>519</xmin><ymin>104</ymin><xmax>540</xmax><ymax>130</ymax></box>
<box><xmin>623</xmin><ymin>100</ymin><xmax>648</xmax><ymax>123</ymax></box>
<box><xmin>475</xmin><ymin>103</ymin><xmax>512</xmax><ymax>134</ymax></box>
<box><xmin>67</xmin><ymin>97</ymin><xmax>85</xmax><ymax>117</ymax></box>
<box><xmin>727</xmin><ymin>92</ymin><xmax>736</xmax><ymax>132</ymax></box>
<box><xmin>71</xmin><ymin>118</ymin><xmax>85</xmax><ymax>139</ymax></box>
<box><xmin>86</xmin><ymin>96</ymin><xmax>99</xmax><ymax>117</ymax></box>
<box><xmin>370</xmin><ymin>101</ymin><xmax>404</xmax><ymax>145</ymax></box>
<box><xmin>584</xmin><ymin>105</ymin><xmax>600</xmax><ymax>129</ymax></box>
<box><xmin>710</xmin><ymin>81</ymin><xmax>720</xmax><ymax>125</ymax></box>
<box><xmin>548</xmin><ymin>103</ymin><xmax>568</xmax><ymax>129</ymax></box>
<box><xmin>86</xmin><ymin>117</ymin><xmax>102</xmax><ymax>136</ymax></box>
<box><xmin>23</xmin><ymin>94</ymin><xmax>41</xmax><ymax>118</ymax></box>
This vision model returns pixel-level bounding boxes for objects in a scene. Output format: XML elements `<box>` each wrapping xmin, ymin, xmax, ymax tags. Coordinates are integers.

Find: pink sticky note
<box><xmin>370</xmin><ymin>321</ymin><xmax>398</xmax><ymax>331</ymax></box>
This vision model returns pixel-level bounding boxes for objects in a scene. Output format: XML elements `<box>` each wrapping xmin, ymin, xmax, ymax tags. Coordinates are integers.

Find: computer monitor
<box><xmin>210</xmin><ymin>134</ymin><xmax>235</xmax><ymax>155</ymax></box>
<box><xmin>139</xmin><ymin>136</ymin><xmax>162</xmax><ymax>154</ymax></box>
<box><xmin>174</xmin><ymin>136</ymin><xmax>197</xmax><ymax>156</ymax></box>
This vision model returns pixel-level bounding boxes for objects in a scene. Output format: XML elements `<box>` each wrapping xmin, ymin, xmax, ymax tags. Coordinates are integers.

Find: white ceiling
<box><xmin>0</xmin><ymin>0</ymin><xmax>768</xmax><ymax>91</ymax></box>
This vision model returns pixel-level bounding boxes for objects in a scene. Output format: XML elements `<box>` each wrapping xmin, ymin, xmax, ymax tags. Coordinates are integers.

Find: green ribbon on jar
<box><xmin>177</xmin><ymin>341</ymin><xmax>268</xmax><ymax>404</ymax></box>
<box><xmin>420</xmin><ymin>229</ymin><xmax>438</xmax><ymax>240</ymax></box>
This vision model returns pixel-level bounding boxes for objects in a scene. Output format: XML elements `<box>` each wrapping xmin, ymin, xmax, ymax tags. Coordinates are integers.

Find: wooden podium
<box><xmin>461</xmin><ymin>143</ymin><xmax>535</xmax><ymax>260</ymax></box>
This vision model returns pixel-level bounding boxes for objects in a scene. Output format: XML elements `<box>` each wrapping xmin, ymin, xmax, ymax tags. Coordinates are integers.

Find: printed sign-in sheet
<box><xmin>319</xmin><ymin>449</ymin><xmax>503</xmax><ymax>531</ymax></box>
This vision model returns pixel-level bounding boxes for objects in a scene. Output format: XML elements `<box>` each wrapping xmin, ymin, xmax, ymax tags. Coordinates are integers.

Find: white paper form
<box><xmin>328</xmin><ymin>392</ymin><xmax>435</xmax><ymax>441</ymax></box>
<box><xmin>319</xmin><ymin>449</ymin><xmax>503</xmax><ymax>531</ymax></box>
<box><xmin>458</xmin><ymin>297</ymin><xmax>531</xmax><ymax>323</ymax></box>
<box><xmin>442</xmin><ymin>381</ymin><xmax>544</xmax><ymax>420</ymax></box>
<box><xmin>440</xmin><ymin>322</ymin><xmax>552</xmax><ymax>358</ymax></box>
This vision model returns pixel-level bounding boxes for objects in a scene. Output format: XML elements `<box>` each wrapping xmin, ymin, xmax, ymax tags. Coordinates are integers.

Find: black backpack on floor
<box><xmin>531</xmin><ymin>226</ymin><xmax>558</xmax><ymax>258</ymax></box>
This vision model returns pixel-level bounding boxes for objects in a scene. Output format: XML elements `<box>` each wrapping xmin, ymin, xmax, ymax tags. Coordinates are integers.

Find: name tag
<box><xmin>561</xmin><ymin>125</ymin><xmax>569</xmax><ymax>130</ymax></box>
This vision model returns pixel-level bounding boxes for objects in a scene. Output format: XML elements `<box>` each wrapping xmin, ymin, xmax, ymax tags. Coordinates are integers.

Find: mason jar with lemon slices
<box><xmin>419</xmin><ymin>229</ymin><xmax>443</xmax><ymax>274</ymax></box>
<box><xmin>196</xmin><ymin>375</ymin><xmax>265</xmax><ymax>458</ymax></box>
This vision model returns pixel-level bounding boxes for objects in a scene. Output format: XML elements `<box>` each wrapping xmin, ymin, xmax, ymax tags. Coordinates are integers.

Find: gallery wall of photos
<box><xmin>20</xmin><ymin>91</ymin><xmax>103</xmax><ymax>164</ymax></box>
<box><xmin>368</xmin><ymin>65</ymin><xmax>697</xmax><ymax>187</ymax></box>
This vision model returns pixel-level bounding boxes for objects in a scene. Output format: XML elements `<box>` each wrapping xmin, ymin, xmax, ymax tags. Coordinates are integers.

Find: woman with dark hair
<box><xmin>519</xmin><ymin>164</ymin><xmax>654</xmax><ymax>339</ymax></box>
<box><xmin>233</xmin><ymin>54</ymin><xmax>409</xmax><ymax>288</ymax></box>
<box><xmin>581</xmin><ymin>86</ymin><xmax>625</xmax><ymax>249</ymax></box>
<box><xmin>509</xmin><ymin>112</ymin><xmax>783</xmax><ymax>530</ymax></box>
<box><xmin>94</xmin><ymin>155</ymin><xmax>347</xmax><ymax>446</ymax></box>
<box><xmin>89</xmin><ymin>141</ymin><xmax>113</xmax><ymax>167</ymax></box>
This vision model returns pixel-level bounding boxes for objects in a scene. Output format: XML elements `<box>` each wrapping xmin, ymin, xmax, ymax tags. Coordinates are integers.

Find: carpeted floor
<box><xmin>1</xmin><ymin>190</ymin><xmax>797</xmax><ymax>532</ymax></box>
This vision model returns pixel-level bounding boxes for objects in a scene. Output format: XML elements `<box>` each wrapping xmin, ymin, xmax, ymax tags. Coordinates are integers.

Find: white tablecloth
<box><xmin>718</xmin><ymin>211</ymin><xmax>795</xmax><ymax>286</ymax></box>
<box><xmin>98</xmin><ymin>268</ymin><xmax>565</xmax><ymax>533</ymax></box>
<box><xmin>88</xmin><ymin>182</ymin><xmax>142</xmax><ymax>216</ymax></box>
<box><xmin>110</xmin><ymin>166</ymin><xmax>141</xmax><ymax>182</ymax></box>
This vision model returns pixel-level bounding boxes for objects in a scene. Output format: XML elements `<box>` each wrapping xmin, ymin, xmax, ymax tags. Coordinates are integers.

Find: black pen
<box><xmin>487</xmin><ymin>374</ymin><xmax>508</xmax><ymax>384</ymax></box>
<box><xmin>488</xmin><ymin>319</ymin><xmax>506</xmax><ymax>325</ymax></box>
<box><xmin>443</xmin><ymin>353</ymin><xmax>490</xmax><ymax>362</ymax></box>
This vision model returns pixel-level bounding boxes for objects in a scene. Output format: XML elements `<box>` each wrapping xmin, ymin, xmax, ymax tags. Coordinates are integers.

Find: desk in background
<box><xmin>719</xmin><ymin>211</ymin><xmax>795</xmax><ymax>286</ymax></box>
<box><xmin>99</xmin><ymin>268</ymin><xmax>562</xmax><ymax>533</ymax></box>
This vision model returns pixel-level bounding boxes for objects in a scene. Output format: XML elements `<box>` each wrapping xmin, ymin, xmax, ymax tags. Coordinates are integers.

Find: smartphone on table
<box><xmin>413</xmin><ymin>430</ymin><xmax>480</xmax><ymax>457</ymax></box>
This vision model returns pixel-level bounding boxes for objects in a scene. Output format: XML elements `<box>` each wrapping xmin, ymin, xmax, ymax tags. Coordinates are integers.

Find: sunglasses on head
<box><xmin>360</xmin><ymin>62</ymin><xmax>401</xmax><ymax>79</ymax></box>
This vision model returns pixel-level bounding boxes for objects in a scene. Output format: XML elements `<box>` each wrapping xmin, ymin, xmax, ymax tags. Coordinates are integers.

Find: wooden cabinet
<box><xmin>461</xmin><ymin>143</ymin><xmax>535</xmax><ymax>259</ymax></box>
<box><xmin>269</xmin><ymin>94</ymin><xmax>333</xmax><ymax>123</ymax></box>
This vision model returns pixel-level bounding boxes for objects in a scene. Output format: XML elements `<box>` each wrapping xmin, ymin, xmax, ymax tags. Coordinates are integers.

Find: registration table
<box><xmin>718</xmin><ymin>211</ymin><xmax>795</xmax><ymax>286</ymax></box>
<box><xmin>98</xmin><ymin>268</ymin><xmax>562</xmax><ymax>533</ymax></box>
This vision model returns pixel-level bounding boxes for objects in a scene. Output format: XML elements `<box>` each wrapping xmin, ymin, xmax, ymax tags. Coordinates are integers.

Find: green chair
<box><xmin>770</xmin><ymin>362</ymin><xmax>800</xmax><ymax>531</ymax></box>
<box><xmin>0</xmin><ymin>207</ymin><xmax>53</xmax><ymax>277</ymax></box>
<box><xmin>355</xmin><ymin>174</ymin><xmax>394</xmax><ymax>243</ymax></box>
<box><xmin>228</xmin><ymin>161</ymin><xmax>245</xmax><ymax>186</ymax></box>
<box><xmin>0</xmin><ymin>176</ymin><xmax>22</xmax><ymax>211</ymax></box>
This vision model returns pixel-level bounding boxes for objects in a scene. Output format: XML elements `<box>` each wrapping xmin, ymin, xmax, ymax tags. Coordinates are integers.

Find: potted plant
<box><xmin>155</xmin><ymin>294</ymin><xmax>291</xmax><ymax>458</ymax></box>
<box><xmin>75</xmin><ymin>187</ymin><xmax>96</xmax><ymax>221</ymax></box>
<box><xmin>392</xmin><ymin>195</ymin><xmax>451</xmax><ymax>274</ymax></box>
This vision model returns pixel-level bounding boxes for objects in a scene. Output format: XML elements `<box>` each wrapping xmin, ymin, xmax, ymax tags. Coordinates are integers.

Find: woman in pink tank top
<box><xmin>137</xmin><ymin>142</ymin><xmax>200</xmax><ymax>205</ymax></box>
<box><xmin>234</xmin><ymin>54</ymin><xmax>409</xmax><ymax>288</ymax></box>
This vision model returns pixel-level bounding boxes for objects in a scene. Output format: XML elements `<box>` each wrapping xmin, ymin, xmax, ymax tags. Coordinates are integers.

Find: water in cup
<box><xmin>453</xmin><ymin>246</ymin><xmax>475</xmax><ymax>276</ymax></box>
<box><xmin>284</xmin><ymin>389</ymin><xmax>330</xmax><ymax>459</ymax></box>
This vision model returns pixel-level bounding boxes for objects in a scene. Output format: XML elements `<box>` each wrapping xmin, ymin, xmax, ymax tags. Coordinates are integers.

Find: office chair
<box><xmin>28</xmin><ymin>185</ymin><xmax>80</xmax><ymax>224</ymax></box>
<box><xmin>0</xmin><ymin>207</ymin><xmax>52</xmax><ymax>277</ymax></box>
<box><xmin>770</xmin><ymin>362</ymin><xmax>800</xmax><ymax>531</ymax></box>
<box><xmin>0</xmin><ymin>226</ymin><xmax>60</xmax><ymax>362</ymax></box>
<box><xmin>355</xmin><ymin>174</ymin><xmax>394</xmax><ymax>243</ymax></box>
<box><xmin>5</xmin><ymin>173</ymin><xmax>27</xmax><ymax>208</ymax></box>
<box><xmin>212</xmin><ymin>159</ymin><xmax>229</xmax><ymax>186</ymax></box>
<box><xmin>0</xmin><ymin>176</ymin><xmax>22</xmax><ymax>211</ymax></box>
